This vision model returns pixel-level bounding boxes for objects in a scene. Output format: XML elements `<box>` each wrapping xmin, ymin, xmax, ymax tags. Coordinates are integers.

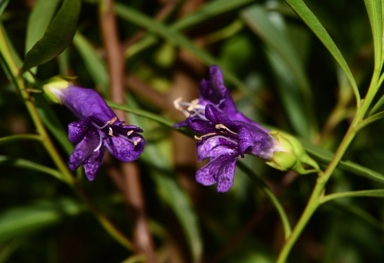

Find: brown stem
<box><xmin>99</xmin><ymin>1</ymin><xmax>156</xmax><ymax>262</ymax></box>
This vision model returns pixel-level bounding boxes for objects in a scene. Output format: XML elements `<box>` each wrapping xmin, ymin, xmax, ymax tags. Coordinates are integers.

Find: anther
<box><xmin>127</xmin><ymin>130</ymin><xmax>134</xmax><ymax>136</ymax></box>
<box><xmin>133</xmin><ymin>138</ymin><xmax>142</xmax><ymax>146</ymax></box>
<box><xmin>108</xmin><ymin>117</ymin><xmax>118</xmax><ymax>125</ymax></box>
<box><xmin>108</xmin><ymin>127</ymin><xmax>113</xmax><ymax>136</ymax></box>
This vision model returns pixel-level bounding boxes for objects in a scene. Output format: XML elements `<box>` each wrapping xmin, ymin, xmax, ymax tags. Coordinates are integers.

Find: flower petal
<box><xmin>216</xmin><ymin>156</ymin><xmax>237</xmax><ymax>192</ymax></box>
<box><xmin>205</xmin><ymin>105</ymin><xmax>238</xmax><ymax>131</ymax></box>
<box><xmin>187</xmin><ymin>117</ymin><xmax>216</xmax><ymax>135</ymax></box>
<box><xmin>195</xmin><ymin>154</ymin><xmax>237</xmax><ymax>192</ymax></box>
<box><xmin>68</xmin><ymin>129</ymin><xmax>101</xmax><ymax>171</ymax></box>
<box><xmin>59</xmin><ymin>86</ymin><xmax>116</xmax><ymax>122</ymax></box>
<box><xmin>197</xmin><ymin>137</ymin><xmax>237</xmax><ymax>161</ymax></box>
<box><xmin>68</xmin><ymin>118</ymin><xmax>91</xmax><ymax>144</ymax></box>
<box><xmin>105</xmin><ymin>134</ymin><xmax>145</xmax><ymax>162</ymax></box>
<box><xmin>83</xmin><ymin>146</ymin><xmax>106</xmax><ymax>181</ymax></box>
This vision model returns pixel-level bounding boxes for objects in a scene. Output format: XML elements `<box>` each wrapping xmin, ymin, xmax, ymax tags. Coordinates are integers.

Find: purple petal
<box><xmin>68</xmin><ymin>129</ymin><xmax>101</xmax><ymax>171</ymax></box>
<box><xmin>68</xmin><ymin>118</ymin><xmax>91</xmax><ymax>144</ymax></box>
<box><xmin>197</xmin><ymin>137</ymin><xmax>238</xmax><ymax>161</ymax></box>
<box><xmin>195</xmin><ymin>154</ymin><xmax>237</xmax><ymax>192</ymax></box>
<box><xmin>187</xmin><ymin>117</ymin><xmax>216</xmax><ymax>135</ymax></box>
<box><xmin>105</xmin><ymin>134</ymin><xmax>145</xmax><ymax>162</ymax></box>
<box><xmin>205</xmin><ymin>105</ymin><xmax>238</xmax><ymax>131</ymax></box>
<box><xmin>58</xmin><ymin>86</ymin><xmax>116</xmax><ymax>122</ymax></box>
<box><xmin>237</xmin><ymin>122</ymin><xmax>273</xmax><ymax>159</ymax></box>
<box><xmin>83</xmin><ymin>146</ymin><xmax>106</xmax><ymax>181</ymax></box>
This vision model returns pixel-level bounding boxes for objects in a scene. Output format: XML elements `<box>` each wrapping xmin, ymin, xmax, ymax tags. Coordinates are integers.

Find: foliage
<box><xmin>0</xmin><ymin>0</ymin><xmax>383</xmax><ymax>262</ymax></box>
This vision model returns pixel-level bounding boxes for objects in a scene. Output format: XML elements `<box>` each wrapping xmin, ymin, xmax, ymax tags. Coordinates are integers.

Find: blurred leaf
<box><xmin>21</xmin><ymin>0</ymin><xmax>81</xmax><ymax>72</ymax></box>
<box><xmin>127</xmin><ymin>98</ymin><xmax>202</xmax><ymax>263</ymax></box>
<box><xmin>115</xmin><ymin>3</ymin><xmax>264</xmax><ymax>109</ymax></box>
<box><xmin>321</xmin><ymin>189</ymin><xmax>384</xmax><ymax>204</ymax></box>
<box><xmin>73</xmin><ymin>32</ymin><xmax>109</xmax><ymax>95</ymax></box>
<box><xmin>242</xmin><ymin>5</ymin><xmax>315</xmax><ymax>137</ymax></box>
<box><xmin>25</xmin><ymin>0</ymin><xmax>61</xmax><ymax>53</ymax></box>
<box><xmin>124</xmin><ymin>0</ymin><xmax>254</xmax><ymax>58</ymax></box>
<box><xmin>0</xmin><ymin>0</ymin><xmax>10</xmax><ymax>17</ymax></box>
<box><xmin>0</xmin><ymin>134</ymin><xmax>41</xmax><ymax>145</ymax></box>
<box><xmin>0</xmin><ymin>198</ymin><xmax>85</xmax><ymax>242</ymax></box>
<box><xmin>285</xmin><ymin>0</ymin><xmax>360</xmax><ymax>104</ymax></box>
<box><xmin>302</xmin><ymin>140</ymin><xmax>384</xmax><ymax>183</ymax></box>
<box><xmin>172</xmin><ymin>0</ymin><xmax>253</xmax><ymax>30</ymax></box>
<box><xmin>0</xmin><ymin>156</ymin><xmax>64</xmax><ymax>181</ymax></box>
<box><xmin>363</xmin><ymin>0</ymin><xmax>383</xmax><ymax>70</ymax></box>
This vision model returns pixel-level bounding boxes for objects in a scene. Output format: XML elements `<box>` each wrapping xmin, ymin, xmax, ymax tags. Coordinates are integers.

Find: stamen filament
<box><xmin>94</xmin><ymin>134</ymin><xmax>103</xmax><ymax>152</ymax></box>
<box><xmin>215</xmin><ymin>124</ymin><xmax>238</xmax><ymax>135</ymax></box>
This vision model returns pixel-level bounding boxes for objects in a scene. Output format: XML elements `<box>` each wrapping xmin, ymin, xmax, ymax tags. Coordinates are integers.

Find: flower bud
<box><xmin>266</xmin><ymin>131</ymin><xmax>319</xmax><ymax>174</ymax></box>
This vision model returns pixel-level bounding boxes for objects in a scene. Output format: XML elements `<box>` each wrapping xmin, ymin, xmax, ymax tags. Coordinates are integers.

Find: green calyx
<box><xmin>266</xmin><ymin>131</ymin><xmax>319</xmax><ymax>174</ymax></box>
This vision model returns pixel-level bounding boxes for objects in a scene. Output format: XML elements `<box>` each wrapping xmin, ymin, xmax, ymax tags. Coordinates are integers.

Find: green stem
<box><xmin>277</xmin><ymin>64</ymin><xmax>382</xmax><ymax>263</ymax></box>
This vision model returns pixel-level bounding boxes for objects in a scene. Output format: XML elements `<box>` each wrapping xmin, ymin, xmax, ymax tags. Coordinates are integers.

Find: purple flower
<box><xmin>47</xmin><ymin>84</ymin><xmax>145</xmax><ymax>181</ymax></box>
<box><xmin>174</xmin><ymin>65</ymin><xmax>276</xmax><ymax>192</ymax></box>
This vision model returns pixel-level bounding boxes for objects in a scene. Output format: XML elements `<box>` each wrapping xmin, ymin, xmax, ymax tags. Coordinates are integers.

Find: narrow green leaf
<box><xmin>285</xmin><ymin>0</ymin><xmax>360</xmax><ymax>105</ymax></box>
<box><xmin>0</xmin><ymin>155</ymin><xmax>64</xmax><ymax>181</ymax></box>
<box><xmin>114</xmin><ymin>3</ymin><xmax>264</xmax><ymax>110</ymax></box>
<box><xmin>321</xmin><ymin>189</ymin><xmax>384</xmax><ymax>204</ymax></box>
<box><xmin>0</xmin><ymin>198</ymin><xmax>85</xmax><ymax>242</ymax></box>
<box><xmin>21</xmin><ymin>0</ymin><xmax>81</xmax><ymax>72</ymax></box>
<box><xmin>302</xmin><ymin>140</ymin><xmax>384</xmax><ymax>183</ymax></box>
<box><xmin>172</xmin><ymin>0</ymin><xmax>253</xmax><ymax>31</ymax></box>
<box><xmin>0</xmin><ymin>0</ymin><xmax>10</xmax><ymax>17</ymax></box>
<box><xmin>364</xmin><ymin>0</ymin><xmax>383</xmax><ymax>71</ymax></box>
<box><xmin>25</xmin><ymin>0</ymin><xmax>61</xmax><ymax>53</ymax></box>
<box><xmin>0</xmin><ymin>134</ymin><xmax>41</xmax><ymax>145</ymax></box>
<box><xmin>73</xmin><ymin>32</ymin><xmax>109</xmax><ymax>95</ymax></box>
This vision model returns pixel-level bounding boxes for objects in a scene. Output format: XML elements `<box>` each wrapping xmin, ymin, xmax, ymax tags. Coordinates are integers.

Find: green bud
<box><xmin>266</xmin><ymin>131</ymin><xmax>319</xmax><ymax>174</ymax></box>
<box><xmin>42</xmin><ymin>77</ymin><xmax>70</xmax><ymax>104</ymax></box>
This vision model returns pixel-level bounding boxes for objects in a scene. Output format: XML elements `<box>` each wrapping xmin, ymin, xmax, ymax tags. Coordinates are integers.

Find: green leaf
<box><xmin>302</xmin><ymin>140</ymin><xmax>384</xmax><ymax>183</ymax></box>
<box><xmin>0</xmin><ymin>198</ymin><xmax>85</xmax><ymax>242</ymax></box>
<box><xmin>25</xmin><ymin>0</ymin><xmax>61</xmax><ymax>53</ymax></box>
<box><xmin>364</xmin><ymin>0</ymin><xmax>383</xmax><ymax>71</ymax></box>
<box><xmin>0</xmin><ymin>155</ymin><xmax>64</xmax><ymax>181</ymax></box>
<box><xmin>114</xmin><ymin>3</ymin><xmax>264</xmax><ymax>110</ymax></box>
<box><xmin>21</xmin><ymin>0</ymin><xmax>81</xmax><ymax>72</ymax></box>
<box><xmin>321</xmin><ymin>189</ymin><xmax>384</xmax><ymax>204</ymax></box>
<box><xmin>284</xmin><ymin>0</ymin><xmax>360</xmax><ymax>105</ymax></box>
<box><xmin>0</xmin><ymin>134</ymin><xmax>41</xmax><ymax>145</ymax></box>
<box><xmin>0</xmin><ymin>0</ymin><xmax>10</xmax><ymax>17</ymax></box>
<box><xmin>242</xmin><ymin>5</ymin><xmax>316</xmax><ymax>138</ymax></box>
<box><xmin>73</xmin><ymin>32</ymin><xmax>109</xmax><ymax>95</ymax></box>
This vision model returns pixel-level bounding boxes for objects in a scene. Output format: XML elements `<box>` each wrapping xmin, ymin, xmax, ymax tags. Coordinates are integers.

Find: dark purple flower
<box><xmin>48</xmin><ymin>84</ymin><xmax>145</xmax><ymax>181</ymax></box>
<box><xmin>174</xmin><ymin>66</ymin><xmax>277</xmax><ymax>192</ymax></box>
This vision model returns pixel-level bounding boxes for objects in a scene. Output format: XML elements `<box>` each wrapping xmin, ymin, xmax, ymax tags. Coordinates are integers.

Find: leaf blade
<box><xmin>21</xmin><ymin>0</ymin><xmax>81</xmax><ymax>72</ymax></box>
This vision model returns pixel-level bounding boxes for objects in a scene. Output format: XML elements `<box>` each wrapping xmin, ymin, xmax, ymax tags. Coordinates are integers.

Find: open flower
<box><xmin>44</xmin><ymin>80</ymin><xmax>145</xmax><ymax>181</ymax></box>
<box><xmin>174</xmin><ymin>66</ymin><xmax>276</xmax><ymax>192</ymax></box>
<box><xmin>174</xmin><ymin>65</ymin><xmax>318</xmax><ymax>192</ymax></box>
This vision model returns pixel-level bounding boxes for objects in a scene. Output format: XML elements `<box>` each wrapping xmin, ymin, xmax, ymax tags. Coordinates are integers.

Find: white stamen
<box><xmin>94</xmin><ymin>134</ymin><xmax>103</xmax><ymax>152</ymax></box>
<box><xmin>127</xmin><ymin>130</ymin><xmax>134</xmax><ymax>136</ymax></box>
<box><xmin>215</xmin><ymin>124</ymin><xmax>238</xmax><ymax>135</ymax></box>
<box><xmin>194</xmin><ymin>132</ymin><xmax>219</xmax><ymax>141</ymax></box>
